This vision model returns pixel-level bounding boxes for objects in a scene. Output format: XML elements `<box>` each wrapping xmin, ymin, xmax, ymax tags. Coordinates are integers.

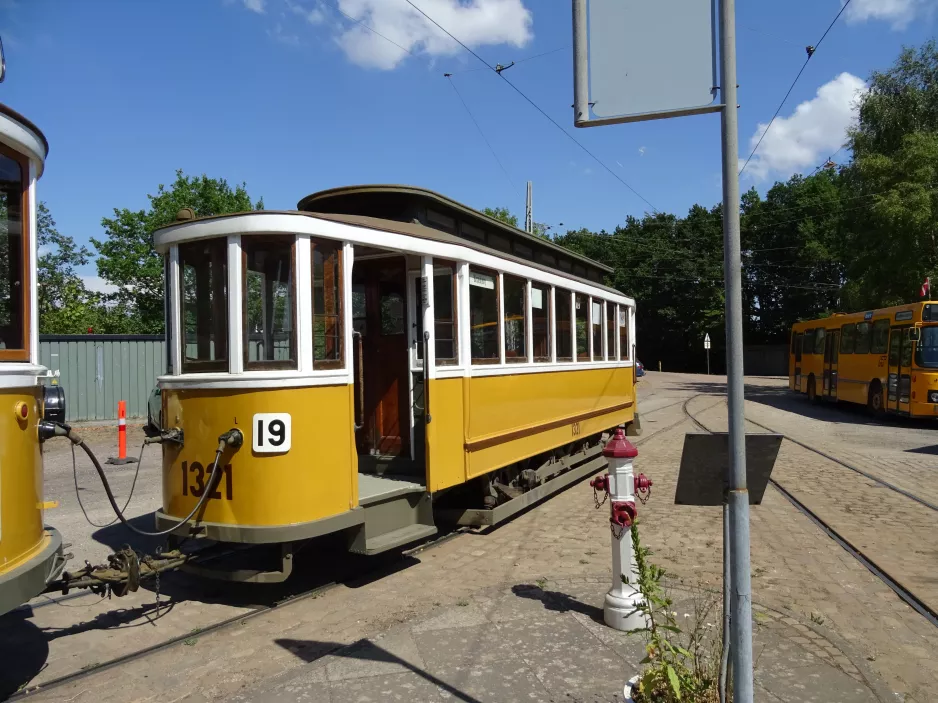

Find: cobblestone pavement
<box><xmin>9</xmin><ymin>372</ymin><xmax>936</xmax><ymax>702</ymax></box>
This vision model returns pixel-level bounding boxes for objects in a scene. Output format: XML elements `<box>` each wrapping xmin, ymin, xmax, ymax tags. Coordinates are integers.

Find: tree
<box><xmin>92</xmin><ymin>170</ymin><xmax>263</xmax><ymax>333</ymax></box>
<box><xmin>482</xmin><ymin>206</ymin><xmax>519</xmax><ymax>228</ymax></box>
<box><xmin>37</xmin><ymin>202</ymin><xmax>105</xmax><ymax>334</ymax></box>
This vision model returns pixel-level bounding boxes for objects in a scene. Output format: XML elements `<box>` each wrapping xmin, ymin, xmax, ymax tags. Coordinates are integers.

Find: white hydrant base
<box><xmin>604</xmin><ymin>588</ymin><xmax>647</xmax><ymax>631</ymax></box>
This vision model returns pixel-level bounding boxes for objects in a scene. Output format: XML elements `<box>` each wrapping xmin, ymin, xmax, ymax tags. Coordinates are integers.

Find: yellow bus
<box><xmin>789</xmin><ymin>302</ymin><xmax>938</xmax><ymax>418</ymax></box>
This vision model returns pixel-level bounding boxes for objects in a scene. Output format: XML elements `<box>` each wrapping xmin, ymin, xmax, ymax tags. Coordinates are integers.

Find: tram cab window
<box><xmin>434</xmin><ymin>261</ymin><xmax>457</xmax><ymax>365</ymax></box>
<box><xmin>244</xmin><ymin>236</ymin><xmax>296</xmax><ymax>370</ymax></box>
<box><xmin>531</xmin><ymin>282</ymin><xmax>550</xmax><ymax>362</ymax></box>
<box><xmin>0</xmin><ymin>148</ymin><xmax>27</xmax><ymax>360</ymax></box>
<box><xmin>312</xmin><ymin>239</ymin><xmax>343</xmax><ymax>368</ymax></box>
<box><xmin>591</xmin><ymin>299</ymin><xmax>603</xmax><ymax>360</ymax></box>
<box><xmin>556</xmin><ymin>288</ymin><xmax>573</xmax><ymax>362</ymax></box>
<box><xmin>606</xmin><ymin>302</ymin><xmax>616</xmax><ymax>360</ymax></box>
<box><xmin>619</xmin><ymin>306</ymin><xmax>629</xmax><ymax>360</ymax></box>
<box><xmin>813</xmin><ymin>327</ymin><xmax>826</xmax><ymax>356</ymax></box>
<box><xmin>469</xmin><ymin>267</ymin><xmax>499</xmax><ymax>363</ymax></box>
<box><xmin>504</xmin><ymin>274</ymin><xmax>527</xmax><ymax>362</ymax></box>
<box><xmin>575</xmin><ymin>294</ymin><xmax>589</xmax><ymax>361</ymax></box>
<box><xmin>180</xmin><ymin>238</ymin><xmax>228</xmax><ymax>373</ymax></box>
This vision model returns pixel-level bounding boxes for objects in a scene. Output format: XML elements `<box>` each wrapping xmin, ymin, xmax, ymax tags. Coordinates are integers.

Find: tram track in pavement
<box><xmin>681</xmin><ymin>393</ymin><xmax>938</xmax><ymax>630</ymax></box>
<box><xmin>8</xmin><ymin>391</ymin><xmax>700</xmax><ymax>699</ymax></box>
<box><xmin>7</xmin><ymin>528</ymin><xmax>467</xmax><ymax>700</ymax></box>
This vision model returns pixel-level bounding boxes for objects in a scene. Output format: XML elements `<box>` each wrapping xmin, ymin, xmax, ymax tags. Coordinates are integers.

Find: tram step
<box><xmin>360</xmin><ymin>524</ymin><xmax>438</xmax><ymax>555</ymax></box>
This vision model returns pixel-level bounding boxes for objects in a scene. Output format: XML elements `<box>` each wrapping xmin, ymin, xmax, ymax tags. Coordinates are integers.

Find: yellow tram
<box><xmin>152</xmin><ymin>186</ymin><xmax>638</xmax><ymax>577</ymax></box>
<box><xmin>0</xmin><ymin>100</ymin><xmax>66</xmax><ymax>614</ymax></box>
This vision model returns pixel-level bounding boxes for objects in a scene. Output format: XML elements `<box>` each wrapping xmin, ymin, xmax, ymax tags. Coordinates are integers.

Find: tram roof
<box><xmin>152</xmin><ymin>208</ymin><xmax>634</xmax><ymax>302</ymax></box>
<box><xmin>298</xmin><ymin>184</ymin><xmax>614</xmax><ymax>278</ymax></box>
<box><xmin>0</xmin><ymin>103</ymin><xmax>49</xmax><ymax>156</ymax></box>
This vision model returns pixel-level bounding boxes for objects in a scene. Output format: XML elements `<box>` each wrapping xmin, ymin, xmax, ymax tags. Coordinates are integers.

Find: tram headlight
<box><xmin>42</xmin><ymin>385</ymin><xmax>66</xmax><ymax>425</ymax></box>
<box><xmin>928</xmin><ymin>390</ymin><xmax>938</xmax><ymax>403</ymax></box>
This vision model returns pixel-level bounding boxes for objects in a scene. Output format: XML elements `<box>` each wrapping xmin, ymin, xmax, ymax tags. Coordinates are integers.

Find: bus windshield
<box><xmin>915</xmin><ymin>326</ymin><xmax>938</xmax><ymax>368</ymax></box>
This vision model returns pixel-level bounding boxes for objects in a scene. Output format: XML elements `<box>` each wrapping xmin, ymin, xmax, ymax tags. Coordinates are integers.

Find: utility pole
<box><xmin>705</xmin><ymin>333</ymin><xmax>711</xmax><ymax>375</ymax></box>
<box><xmin>717</xmin><ymin>0</ymin><xmax>754</xmax><ymax>699</ymax></box>
<box><xmin>525</xmin><ymin>180</ymin><xmax>533</xmax><ymax>234</ymax></box>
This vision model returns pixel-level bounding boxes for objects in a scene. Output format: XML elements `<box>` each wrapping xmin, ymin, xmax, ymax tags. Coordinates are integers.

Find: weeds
<box><xmin>628</xmin><ymin>521</ymin><xmax>724</xmax><ymax>703</ymax></box>
<box><xmin>810</xmin><ymin>612</ymin><xmax>825</xmax><ymax>626</ymax></box>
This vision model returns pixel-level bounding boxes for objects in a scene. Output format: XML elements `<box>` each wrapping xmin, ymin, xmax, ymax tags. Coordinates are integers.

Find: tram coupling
<box><xmin>43</xmin><ymin>548</ymin><xmax>189</xmax><ymax>598</ymax></box>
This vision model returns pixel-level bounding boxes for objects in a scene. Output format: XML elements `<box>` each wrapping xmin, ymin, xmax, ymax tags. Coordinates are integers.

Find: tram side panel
<box><xmin>160</xmin><ymin>385</ymin><xmax>357</xmax><ymax>530</ymax></box>
<box><xmin>424</xmin><ymin>376</ymin><xmax>466</xmax><ymax>492</ymax></box>
<box><xmin>461</xmin><ymin>366</ymin><xmax>634</xmax><ymax>481</ymax></box>
<box><xmin>0</xmin><ymin>387</ymin><xmax>44</xmax><ymax>571</ymax></box>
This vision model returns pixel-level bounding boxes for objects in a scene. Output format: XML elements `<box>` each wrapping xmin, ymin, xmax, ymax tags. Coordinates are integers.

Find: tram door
<box><xmin>887</xmin><ymin>328</ymin><xmax>912</xmax><ymax>413</ymax></box>
<box><xmin>823</xmin><ymin>330</ymin><xmax>839</xmax><ymax>398</ymax></box>
<box><xmin>352</xmin><ymin>258</ymin><xmax>410</xmax><ymax>457</ymax></box>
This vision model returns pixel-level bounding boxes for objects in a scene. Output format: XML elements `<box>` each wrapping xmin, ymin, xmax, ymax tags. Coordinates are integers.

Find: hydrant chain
<box><xmin>590</xmin><ymin>474</ymin><xmax>610</xmax><ymax>509</ymax></box>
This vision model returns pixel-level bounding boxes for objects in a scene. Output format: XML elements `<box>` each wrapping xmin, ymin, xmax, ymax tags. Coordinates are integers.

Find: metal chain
<box><xmin>635</xmin><ymin>489</ymin><xmax>650</xmax><ymax>506</ymax></box>
<box><xmin>154</xmin><ymin>564</ymin><xmax>161</xmax><ymax>618</ymax></box>
<box><xmin>610</xmin><ymin>522</ymin><xmax>624</xmax><ymax>540</ymax></box>
<box><xmin>593</xmin><ymin>485</ymin><xmax>608</xmax><ymax>509</ymax></box>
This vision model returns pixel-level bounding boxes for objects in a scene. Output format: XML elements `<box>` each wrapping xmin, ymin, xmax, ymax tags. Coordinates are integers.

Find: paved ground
<box><xmin>4</xmin><ymin>372</ymin><xmax>936</xmax><ymax>701</ymax></box>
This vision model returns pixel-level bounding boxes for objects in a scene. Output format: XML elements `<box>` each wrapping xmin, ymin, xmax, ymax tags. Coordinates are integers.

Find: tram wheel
<box><xmin>867</xmin><ymin>381</ymin><xmax>885</xmax><ymax>417</ymax></box>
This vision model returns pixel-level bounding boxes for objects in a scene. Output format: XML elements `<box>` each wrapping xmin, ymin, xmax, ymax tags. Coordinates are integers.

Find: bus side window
<box><xmin>871</xmin><ymin>319</ymin><xmax>890</xmax><ymax>354</ymax></box>
<box><xmin>840</xmin><ymin>323</ymin><xmax>856</xmax><ymax>354</ymax></box>
<box><xmin>803</xmin><ymin>329</ymin><xmax>815</xmax><ymax>354</ymax></box>
<box><xmin>855</xmin><ymin>321</ymin><xmax>871</xmax><ymax>354</ymax></box>
<box><xmin>814</xmin><ymin>327</ymin><xmax>826</xmax><ymax>356</ymax></box>
<box><xmin>793</xmin><ymin>333</ymin><xmax>803</xmax><ymax>361</ymax></box>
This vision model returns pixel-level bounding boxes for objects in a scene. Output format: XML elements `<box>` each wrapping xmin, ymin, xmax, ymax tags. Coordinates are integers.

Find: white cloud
<box><xmin>638</xmin><ymin>146</ymin><xmax>646</xmax><ymax>157</ymax></box>
<box><xmin>81</xmin><ymin>275</ymin><xmax>118</xmax><ymax>295</ymax></box>
<box><xmin>331</xmin><ymin>0</ymin><xmax>532</xmax><ymax>70</ymax></box>
<box><xmin>843</xmin><ymin>0</ymin><xmax>931</xmax><ymax>30</ymax></box>
<box><xmin>742</xmin><ymin>72</ymin><xmax>867</xmax><ymax>181</ymax></box>
<box><xmin>286</xmin><ymin>0</ymin><xmax>326</xmax><ymax>24</ymax></box>
<box><xmin>243</xmin><ymin>0</ymin><xmax>266</xmax><ymax>14</ymax></box>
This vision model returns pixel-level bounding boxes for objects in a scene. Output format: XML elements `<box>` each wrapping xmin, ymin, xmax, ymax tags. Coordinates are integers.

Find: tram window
<box><xmin>469</xmin><ymin>267</ymin><xmax>499</xmax><ymax>363</ymax></box>
<box><xmin>840</xmin><ymin>323</ymin><xmax>856</xmax><ymax>354</ymax></box>
<box><xmin>871</xmin><ymin>319</ymin><xmax>890</xmax><ymax>354</ymax></box>
<box><xmin>591</xmin><ymin>300</ymin><xmax>603</xmax><ymax>360</ymax></box>
<box><xmin>536</xmin><ymin>251</ymin><xmax>556</xmax><ymax>268</ymax></box>
<box><xmin>813</xmin><ymin>327</ymin><xmax>826</xmax><ymax>356</ymax></box>
<box><xmin>531</xmin><ymin>282</ymin><xmax>550</xmax><ymax>362</ymax></box>
<box><xmin>855</xmin><ymin>322</ymin><xmax>871</xmax><ymax>354</ymax></box>
<box><xmin>503</xmin><ymin>274</ymin><xmax>527</xmax><ymax>362</ymax></box>
<box><xmin>801</xmin><ymin>329</ymin><xmax>814</xmax><ymax>354</ymax></box>
<box><xmin>513</xmin><ymin>242</ymin><xmax>533</xmax><ymax>260</ymax></box>
<box><xmin>575</xmin><ymin>294</ymin><xmax>589</xmax><ymax>361</ymax></box>
<box><xmin>487</xmin><ymin>233</ymin><xmax>511</xmax><ymax>253</ymax></box>
<box><xmin>180</xmin><ymin>238</ymin><xmax>228</xmax><ymax>373</ymax></box>
<box><xmin>460</xmin><ymin>221</ymin><xmax>485</xmax><ymax>242</ymax></box>
<box><xmin>244</xmin><ymin>236</ymin><xmax>296</xmax><ymax>370</ymax></box>
<box><xmin>434</xmin><ymin>261</ymin><xmax>458</xmax><ymax>365</ymax></box>
<box><xmin>0</xmin><ymin>148</ymin><xmax>26</xmax><ymax>360</ymax></box>
<box><xmin>574</xmin><ymin>264</ymin><xmax>587</xmax><ymax>278</ymax></box>
<box><xmin>558</xmin><ymin>258</ymin><xmax>572</xmax><ymax>272</ymax></box>
<box><xmin>312</xmin><ymin>239</ymin><xmax>343</xmax><ymax>368</ymax></box>
<box><xmin>619</xmin><ymin>306</ymin><xmax>629</xmax><ymax>360</ymax></box>
<box><xmin>606</xmin><ymin>302</ymin><xmax>616</xmax><ymax>360</ymax></box>
<box><xmin>556</xmin><ymin>288</ymin><xmax>573</xmax><ymax>361</ymax></box>
<box><xmin>427</xmin><ymin>209</ymin><xmax>456</xmax><ymax>233</ymax></box>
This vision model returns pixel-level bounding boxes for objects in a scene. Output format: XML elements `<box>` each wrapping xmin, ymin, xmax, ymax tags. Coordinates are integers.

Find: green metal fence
<box><xmin>38</xmin><ymin>335</ymin><xmax>166</xmax><ymax>422</ymax></box>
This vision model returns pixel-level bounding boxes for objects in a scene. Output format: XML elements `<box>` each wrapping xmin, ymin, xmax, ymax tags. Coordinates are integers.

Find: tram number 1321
<box><xmin>181</xmin><ymin>461</ymin><xmax>233</xmax><ymax>499</ymax></box>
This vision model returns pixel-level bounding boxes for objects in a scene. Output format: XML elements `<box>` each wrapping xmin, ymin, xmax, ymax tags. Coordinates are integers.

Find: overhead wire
<box><xmin>445</xmin><ymin>75</ymin><xmax>517</xmax><ymax>192</ymax></box>
<box><xmin>403</xmin><ymin>0</ymin><xmax>660</xmax><ymax>214</ymax></box>
<box><xmin>738</xmin><ymin>0</ymin><xmax>854</xmax><ymax>177</ymax></box>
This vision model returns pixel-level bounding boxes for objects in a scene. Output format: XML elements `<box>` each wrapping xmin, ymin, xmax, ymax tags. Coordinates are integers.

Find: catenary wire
<box><xmin>738</xmin><ymin>0</ymin><xmax>854</xmax><ymax>176</ymax></box>
<box><xmin>445</xmin><ymin>75</ymin><xmax>517</xmax><ymax>192</ymax></box>
<box><xmin>403</xmin><ymin>0</ymin><xmax>660</xmax><ymax>214</ymax></box>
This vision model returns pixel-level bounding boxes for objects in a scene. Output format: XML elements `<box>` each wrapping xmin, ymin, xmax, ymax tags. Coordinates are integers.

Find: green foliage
<box><xmin>482</xmin><ymin>206</ymin><xmax>519</xmax><ymax>228</ymax></box>
<box><xmin>628</xmin><ymin>522</ymin><xmax>721</xmax><ymax>703</ymax></box>
<box><xmin>37</xmin><ymin>202</ymin><xmax>105</xmax><ymax>333</ymax></box>
<box><xmin>92</xmin><ymin>170</ymin><xmax>263</xmax><ymax>333</ymax></box>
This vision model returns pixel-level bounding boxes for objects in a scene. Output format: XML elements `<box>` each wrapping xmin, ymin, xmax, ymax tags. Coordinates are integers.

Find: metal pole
<box><xmin>572</xmin><ymin>0</ymin><xmax>589</xmax><ymax>125</ymax></box>
<box><xmin>719</xmin><ymin>502</ymin><xmax>731</xmax><ymax>703</ymax></box>
<box><xmin>718</xmin><ymin>0</ymin><xmax>753</xmax><ymax>698</ymax></box>
<box><xmin>525</xmin><ymin>181</ymin><xmax>534</xmax><ymax>234</ymax></box>
<box><xmin>707</xmin><ymin>348</ymin><xmax>711</xmax><ymax>375</ymax></box>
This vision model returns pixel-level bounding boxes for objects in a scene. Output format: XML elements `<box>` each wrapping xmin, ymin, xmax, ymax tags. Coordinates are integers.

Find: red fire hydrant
<box><xmin>602</xmin><ymin>427</ymin><xmax>647</xmax><ymax>631</ymax></box>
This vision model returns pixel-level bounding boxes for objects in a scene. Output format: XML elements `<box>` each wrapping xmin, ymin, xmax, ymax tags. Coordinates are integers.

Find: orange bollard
<box><xmin>107</xmin><ymin>400</ymin><xmax>138</xmax><ymax>465</ymax></box>
<box><xmin>117</xmin><ymin>400</ymin><xmax>127</xmax><ymax>459</ymax></box>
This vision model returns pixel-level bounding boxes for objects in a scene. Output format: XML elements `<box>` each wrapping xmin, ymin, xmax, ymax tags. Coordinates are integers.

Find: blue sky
<box><xmin>1</xmin><ymin>0</ymin><xmax>934</xmax><ymax>289</ymax></box>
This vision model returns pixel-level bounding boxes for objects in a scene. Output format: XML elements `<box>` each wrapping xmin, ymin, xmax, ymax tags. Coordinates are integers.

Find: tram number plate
<box><xmin>181</xmin><ymin>461</ymin><xmax>233</xmax><ymax>500</ymax></box>
<box><xmin>253</xmin><ymin>413</ymin><xmax>292</xmax><ymax>453</ymax></box>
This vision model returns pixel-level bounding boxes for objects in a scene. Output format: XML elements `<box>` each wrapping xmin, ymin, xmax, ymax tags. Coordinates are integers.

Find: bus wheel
<box><xmin>807</xmin><ymin>376</ymin><xmax>817</xmax><ymax>403</ymax></box>
<box><xmin>868</xmin><ymin>382</ymin><xmax>885</xmax><ymax>417</ymax></box>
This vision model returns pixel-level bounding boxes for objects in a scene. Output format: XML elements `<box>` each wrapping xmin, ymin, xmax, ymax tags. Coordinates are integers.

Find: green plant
<box><xmin>628</xmin><ymin>522</ymin><xmax>722</xmax><ymax>703</ymax></box>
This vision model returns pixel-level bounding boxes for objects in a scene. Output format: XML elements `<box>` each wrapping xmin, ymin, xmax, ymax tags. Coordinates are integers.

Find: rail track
<box><xmin>4</xmin><ymin>391</ymin><xmax>745</xmax><ymax>699</ymax></box>
<box><xmin>681</xmin><ymin>393</ymin><xmax>938</xmax><ymax>630</ymax></box>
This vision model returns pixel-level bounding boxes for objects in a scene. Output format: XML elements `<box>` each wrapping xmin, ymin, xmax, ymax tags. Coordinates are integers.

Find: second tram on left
<box><xmin>0</xmin><ymin>97</ymin><xmax>67</xmax><ymax>615</ymax></box>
